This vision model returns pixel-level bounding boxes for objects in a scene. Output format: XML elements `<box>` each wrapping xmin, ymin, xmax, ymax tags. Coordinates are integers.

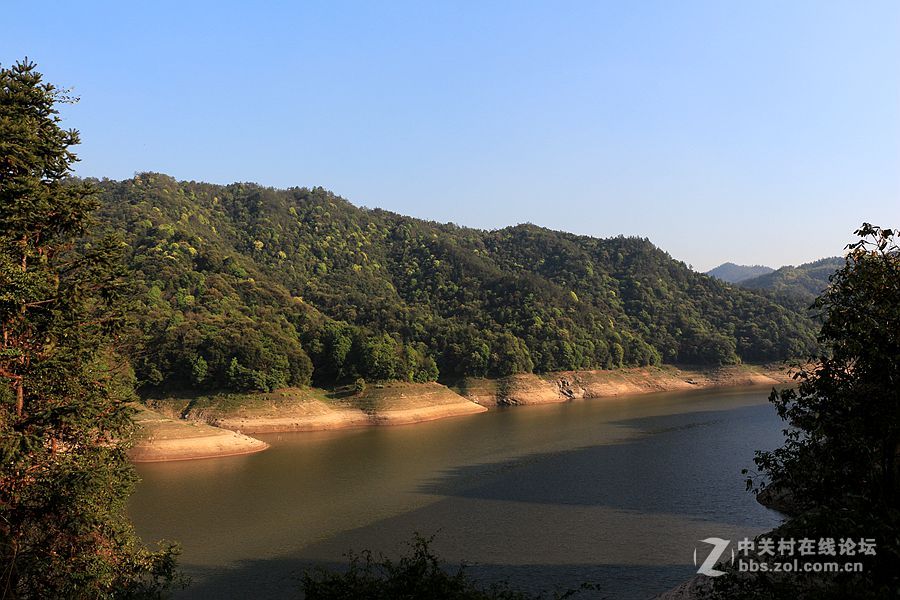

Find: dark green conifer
<box><xmin>0</xmin><ymin>60</ymin><xmax>179</xmax><ymax>599</ymax></box>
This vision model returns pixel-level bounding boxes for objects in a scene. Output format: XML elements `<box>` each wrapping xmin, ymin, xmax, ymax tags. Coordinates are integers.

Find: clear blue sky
<box><xmin>5</xmin><ymin>1</ymin><xmax>898</xmax><ymax>270</ymax></box>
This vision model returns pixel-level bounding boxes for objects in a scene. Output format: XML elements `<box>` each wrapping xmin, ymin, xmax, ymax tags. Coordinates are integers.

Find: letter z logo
<box><xmin>694</xmin><ymin>537</ymin><xmax>734</xmax><ymax>577</ymax></box>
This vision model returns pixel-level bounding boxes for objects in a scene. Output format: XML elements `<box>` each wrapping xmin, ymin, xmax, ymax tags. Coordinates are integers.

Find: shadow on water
<box><xmin>131</xmin><ymin>390</ymin><xmax>796</xmax><ymax>599</ymax></box>
<box><xmin>414</xmin><ymin>404</ymin><xmax>784</xmax><ymax>527</ymax></box>
<box><xmin>169</xmin><ymin>402</ymin><xmax>785</xmax><ymax>599</ymax></box>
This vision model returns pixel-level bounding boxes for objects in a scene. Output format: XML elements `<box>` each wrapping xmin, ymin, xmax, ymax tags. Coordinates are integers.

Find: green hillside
<box><xmin>89</xmin><ymin>173</ymin><xmax>818</xmax><ymax>393</ymax></box>
<box><xmin>740</xmin><ymin>257</ymin><xmax>844</xmax><ymax>309</ymax></box>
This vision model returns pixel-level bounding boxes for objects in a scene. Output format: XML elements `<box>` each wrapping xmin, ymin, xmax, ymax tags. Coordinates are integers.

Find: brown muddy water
<box><xmin>129</xmin><ymin>386</ymin><xmax>786</xmax><ymax>599</ymax></box>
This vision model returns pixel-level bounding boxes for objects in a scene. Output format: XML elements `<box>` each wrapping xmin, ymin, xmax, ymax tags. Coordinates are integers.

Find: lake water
<box><xmin>129</xmin><ymin>386</ymin><xmax>786</xmax><ymax>599</ymax></box>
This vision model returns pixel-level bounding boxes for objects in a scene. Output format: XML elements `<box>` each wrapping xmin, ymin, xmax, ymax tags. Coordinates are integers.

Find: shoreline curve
<box><xmin>132</xmin><ymin>364</ymin><xmax>794</xmax><ymax>463</ymax></box>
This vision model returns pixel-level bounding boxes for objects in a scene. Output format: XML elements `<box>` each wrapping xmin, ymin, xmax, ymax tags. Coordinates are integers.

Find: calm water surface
<box><xmin>129</xmin><ymin>386</ymin><xmax>786</xmax><ymax>599</ymax></box>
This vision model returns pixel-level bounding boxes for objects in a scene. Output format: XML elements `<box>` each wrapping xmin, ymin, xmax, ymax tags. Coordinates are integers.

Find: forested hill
<box><xmin>739</xmin><ymin>257</ymin><xmax>844</xmax><ymax>307</ymax></box>
<box><xmin>706</xmin><ymin>262</ymin><xmax>774</xmax><ymax>283</ymax></box>
<box><xmin>89</xmin><ymin>173</ymin><xmax>817</xmax><ymax>393</ymax></box>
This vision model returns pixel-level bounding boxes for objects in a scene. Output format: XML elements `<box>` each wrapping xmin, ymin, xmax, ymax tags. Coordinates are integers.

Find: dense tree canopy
<box><xmin>84</xmin><ymin>173</ymin><xmax>818</xmax><ymax>394</ymax></box>
<box><xmin>0</xmin><ymin>61</ymin><xmax>178</xmax><ymax>598</ymax></box>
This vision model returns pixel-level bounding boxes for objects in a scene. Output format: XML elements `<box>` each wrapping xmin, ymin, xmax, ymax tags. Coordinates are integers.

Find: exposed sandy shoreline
<box><xmin>131</xmin><ymin>382</ymin><xmax>488</xmax><ymax>461</ymax></box>
<box><xmin>458</xmin><ymin>364</ymin><xmax>792</xmax><ymax>407</ymax></box>
<box><xmin>131</xmin><ymin>364</ymin><xmax>794</xmax><ymax>462</ymax></box>
<box><xmin>129</xmin><ymin>407</ymin><xmax>269</xmax><ymax>462</ymax></box>
<box><xmin>206</xmin><ymin>382</ymin><xmax>488</xmax><ymax>433</ymax></box>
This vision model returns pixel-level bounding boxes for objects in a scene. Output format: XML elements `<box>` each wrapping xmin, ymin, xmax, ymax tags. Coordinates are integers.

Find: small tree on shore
<box><xmin>0</xmin><ymin>60</ymin><xmax>180</xmax><ymax>598</ymax></box>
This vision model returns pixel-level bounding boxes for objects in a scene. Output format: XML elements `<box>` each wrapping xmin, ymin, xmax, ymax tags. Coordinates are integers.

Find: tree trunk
<box><xmin>15</xmin><ymin>378</ymin><xmax>23</xmax><ymax>418</ymax></box>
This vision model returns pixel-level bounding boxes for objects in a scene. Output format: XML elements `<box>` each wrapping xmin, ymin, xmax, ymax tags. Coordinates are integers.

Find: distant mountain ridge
<box><xmin>706</xmin><ymin>262</ymin><xmax>774</xmax><ymax>283</ymax></box>
<box><xmin>739</xmin><ymin>257</ymin><xmax>844</xmax><ymax>306</ymax></box>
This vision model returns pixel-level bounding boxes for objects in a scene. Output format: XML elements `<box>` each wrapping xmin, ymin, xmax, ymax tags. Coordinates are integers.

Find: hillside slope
<box><xmin>90</xmin><ymin>173</ymin><xmax>817</xmax><ymax>393</ymax></box>
<box><xmin>740</xmin><ymin>257</ymin><xmax>843</xmax><ymax>309</ymax></box>
<box><xmin>706</xmin><ymin>262</ymin><xmax>774</xmax><ymax>283</ymax></box>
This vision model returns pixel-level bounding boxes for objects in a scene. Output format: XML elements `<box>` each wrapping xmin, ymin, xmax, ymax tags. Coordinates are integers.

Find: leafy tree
<box><xmin>753</xmin><ymin>224</ymin><xmax>900</xmax><ymax>512</ymax></box>
<box><xmin>189</xmin><ymin>355</ymin><xmax>209</xmax><ymax>386</ymax></box>
<box><xmin>718</xmin><ymin>224</ymin><xmax>900</xmax><ymax>598</ymax></box>
<box><xmin>322</xmin><ymin>321</ymin><xmax>353</xmax><ymax>380</ymax></box>
<box><xmin>0</xmin><ymin>60</ymin><xmax>179</xmax><ymax>598</ymax></box>
<box><xmin>362</xmin><ymin>333</ymin><xmax>401</xmax><ymax>382</ymax></box>
<box><xmin>489</xmin><ymin>332</ymin><xmax>534</xmax><ymax>376</ymax></box>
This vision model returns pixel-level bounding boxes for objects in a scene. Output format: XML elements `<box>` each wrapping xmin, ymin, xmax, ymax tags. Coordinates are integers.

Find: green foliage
<box><xmin>189</xmin><ymin>355</ymin><xmax>208</xmax><ymax>386</ymax></box>
<box><xmin>362</xmin><ymin>333</ymin><xmax>402</xmax><ymax>382</ymax></box>
<box><xmin>739</xmin><ymin>257</ymin><xmax>844</xmax><ymax>311</ymax></box>
<box><xmin>0</xmin><ymin>60</ymin><xmax>180</xmax><ymax>599</ymax></box>
<box><xmin>87</xmin><ymin>175</ymin><xmax>817</xmax><ymax>393</ymax></box>
<box><xmin>718</xmin><ymin>224</ymin><xmax>900</xmax><ymax>599</ymax></box>
<box><xmin>753</xmin><ymin>225</ymin><xmax>899</xmax><ymax>512</ymax></box>
<box><xmin>301</xmin><ymin>534</ymin><xmax>576</xmax><ymax>600</ymax></box>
